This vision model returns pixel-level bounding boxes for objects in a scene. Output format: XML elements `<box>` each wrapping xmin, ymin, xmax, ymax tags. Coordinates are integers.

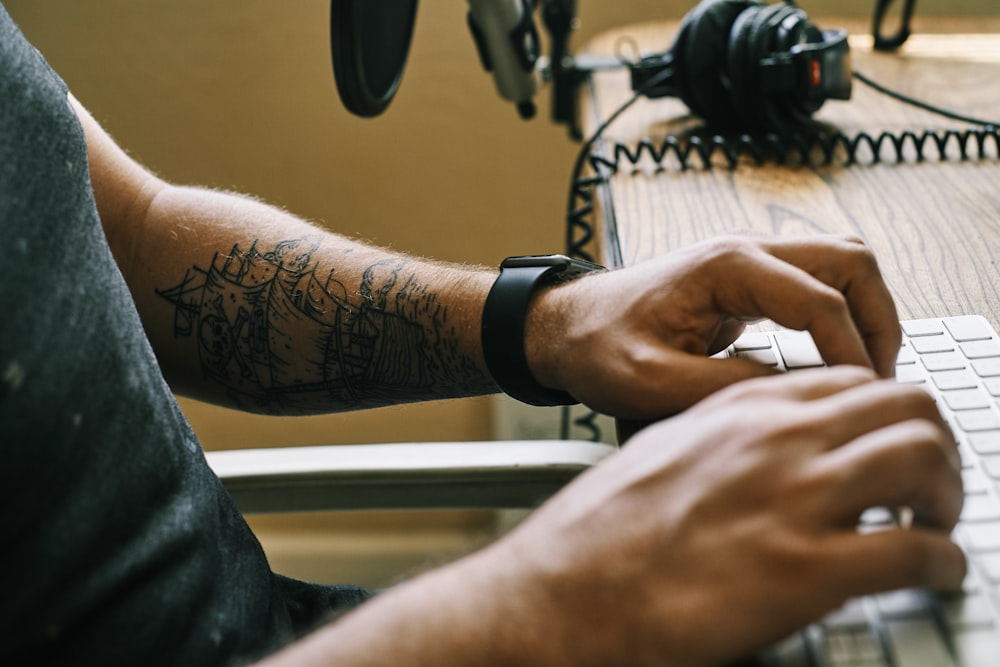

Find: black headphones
<box><xmin>630</xmin><ymin>0</ymin><xmax>852</xmax><ymax>133</ymax></box>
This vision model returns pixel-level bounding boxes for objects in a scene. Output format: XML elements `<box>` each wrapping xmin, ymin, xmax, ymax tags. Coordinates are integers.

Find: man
<box><xmin>0</xmin><ymin>4</ymin><xmax>964</xmax><ymax>666</ymax></box>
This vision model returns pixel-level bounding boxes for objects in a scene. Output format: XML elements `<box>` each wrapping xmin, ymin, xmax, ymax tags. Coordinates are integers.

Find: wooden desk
<box><xmin>578</xmin><ymin>17</ymin><xmax>1000</xmax><ymax>329</ymax></box>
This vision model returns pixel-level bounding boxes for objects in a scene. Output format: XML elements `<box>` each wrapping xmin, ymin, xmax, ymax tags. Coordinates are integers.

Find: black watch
<box><xmin>481</xmin><ymin>255</ymin><xmax>605</xmax><ymax>407</ymax></box>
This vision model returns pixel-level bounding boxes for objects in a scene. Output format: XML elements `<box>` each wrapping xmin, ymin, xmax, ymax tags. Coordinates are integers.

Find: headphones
<box><xmin>630</xmin><ymin>0</ymin><xmax>852</xmax><ymax>133</ymax></box>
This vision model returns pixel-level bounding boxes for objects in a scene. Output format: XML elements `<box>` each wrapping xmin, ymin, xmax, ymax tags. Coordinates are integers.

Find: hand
<box><xmin>525</xmin><ymin>234</ymin><xmax>901</xmax><ymax>419</ymax></box>
<box><xmin>490</xmin><ymin>368</ymin><xmax>965</xmax><ymax>667</ymax></box>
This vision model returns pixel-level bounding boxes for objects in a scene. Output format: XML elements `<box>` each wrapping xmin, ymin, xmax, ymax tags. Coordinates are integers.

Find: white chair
<box><xmin>206</xmin><ymin>439</ymin><xmax>618</xmax><ymax>514</ymax></box>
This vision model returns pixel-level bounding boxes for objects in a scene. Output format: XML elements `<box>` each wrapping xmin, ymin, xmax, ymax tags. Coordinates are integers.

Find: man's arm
<box><xmin>255</xmin><ymin>368</ymin><xmax>965</xmax><ymax>667</ymax></box>
<box><xmin>73</xmin><ymin>96</ymin><xmax>499</xmax><ymax>414</ymax></box>
<box><xmin>72</xmin><ymin>94</ymin><xmax>901</xmax><ymax>419</ymax></box>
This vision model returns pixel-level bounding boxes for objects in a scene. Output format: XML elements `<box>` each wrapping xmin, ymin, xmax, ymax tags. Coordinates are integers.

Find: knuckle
<box><xmin>810</xmin><ymin>287</ymin><xmax>851</xmax><ymax>318</ymax></box>
<box><xmin>893</xmin><ymin>384</ymin><xmax>942</xmax><ymax>416</ymax></box>
<box><xmin>699</xmin><ymin>234</ymin><xmax>758</xmax><ymax>263</ymax></box>
<box><xmin>900</xmin><ymin>421</ymin><xmax>951</xmax><ymax>467</ymax></box>
<box><xmin>836</xmin><ymin>233</ymin><xmax>867</xmax><ymax>247</ymax></box>
<box><xmin>837</xmin><ymin>235</ymin><xmax>880</xmax><ymax>272</ymax></box>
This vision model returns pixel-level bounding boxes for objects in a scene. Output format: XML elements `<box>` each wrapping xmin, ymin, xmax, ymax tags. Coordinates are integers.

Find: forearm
<box><xmin>257</xmin><ymin>545</ymin><xmax>568</xmax><ymax>667</ymax></box>
<box><xmin>124</xmin><ymin>184</ymin><xmax>499</xmax><ymax>413</ymax></box>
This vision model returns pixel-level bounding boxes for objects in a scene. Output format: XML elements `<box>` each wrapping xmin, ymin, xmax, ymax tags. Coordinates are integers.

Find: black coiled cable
<box><xmin>566</xmin><ymin>125</ymin><xmax>1000</xmax><ymax>265</ymax></box>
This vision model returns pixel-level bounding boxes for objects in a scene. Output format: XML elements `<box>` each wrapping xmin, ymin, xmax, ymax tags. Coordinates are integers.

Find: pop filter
<box><xmin>330</xmin><ymin>0</ymin><xmax>418</xmax><ymax>117</ymax></box>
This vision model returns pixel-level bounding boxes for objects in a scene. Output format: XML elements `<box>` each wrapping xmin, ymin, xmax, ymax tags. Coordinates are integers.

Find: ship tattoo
<box><xmin>156</xmin><ymin>236</ymin><xmax>460</xmax><ymax>413</ymax></box>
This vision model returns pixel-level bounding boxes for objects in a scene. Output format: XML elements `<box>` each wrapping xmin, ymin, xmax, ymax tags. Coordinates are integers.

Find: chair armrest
<box><xmin>206</xmin><ymin>440</ymin><xmax>617</xmax><ymax>513</ymax></box>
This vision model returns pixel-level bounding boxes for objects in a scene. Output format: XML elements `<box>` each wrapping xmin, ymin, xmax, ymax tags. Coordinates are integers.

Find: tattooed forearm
<box><xmin>156</xmin><ymin>236</ymin><xmax>491</xmax><ymax>414</ymax></box>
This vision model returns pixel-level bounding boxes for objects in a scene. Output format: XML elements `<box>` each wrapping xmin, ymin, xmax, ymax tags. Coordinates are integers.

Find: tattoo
<box><xmin>156</xmin><ymin>236</ymin><xmax>482</xmax><ymax>413</ymax></box>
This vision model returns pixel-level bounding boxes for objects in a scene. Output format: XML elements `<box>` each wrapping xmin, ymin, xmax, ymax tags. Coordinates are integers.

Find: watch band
<box><xmin>481</xmin><ymin>255</ymin><xmax>604</xmax><ymax>407</ymax></box>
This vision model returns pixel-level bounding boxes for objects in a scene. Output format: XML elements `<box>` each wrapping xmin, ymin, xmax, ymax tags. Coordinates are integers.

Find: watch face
<box><xmin>500</xmin><ymin>255</ymin><xmax>573</xmax><ymax>270</ymax></box>
<box><xmin>500</xmin><ymin>255</ymin><xmax>604</xmax><ymax>275</ymax></box>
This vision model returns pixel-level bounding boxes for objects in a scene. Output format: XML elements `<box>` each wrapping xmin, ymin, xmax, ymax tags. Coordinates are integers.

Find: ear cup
<box><xmin>726</xmin><ymin>2</ymin><xmax>791</xmax><ymax>130</ymax></box>
<box><xmin>672</xmin><ymin>0</ymin><xmax>761</xmax><ymax>128</ymax></box>
<box><xmin>727</xmin><ymin>2</ymin><xmax>820</xmax><ymax>131</ymax></box>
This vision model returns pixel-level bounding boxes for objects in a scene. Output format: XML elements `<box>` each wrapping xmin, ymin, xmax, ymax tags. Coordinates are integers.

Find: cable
<box><xmin>565</xmin><ymin>65</ymin><xmax>1000</xmax><ymax>266</ymax></box>
<box><xmin>852</xmin><ymin>70</ymin><xmax>1000</xmax><ymax>128</ymax></box>
<box><xmin>564</xmin><ymin>63</ymin><xmax>674</xmax><ymax>264</ymax></box>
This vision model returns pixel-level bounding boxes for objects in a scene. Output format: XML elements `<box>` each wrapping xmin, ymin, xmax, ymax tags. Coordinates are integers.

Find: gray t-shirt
<box><xmin>0</xmin><ymin>5</ymin><xmax>369</xmax><ymax>665</ymax></box>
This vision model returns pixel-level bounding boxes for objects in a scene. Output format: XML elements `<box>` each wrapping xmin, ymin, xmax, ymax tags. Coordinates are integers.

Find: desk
<box><xmin>578</xmin><ymin>17</ymin><xmax>1000</xmax><ymax>329</ymax></box>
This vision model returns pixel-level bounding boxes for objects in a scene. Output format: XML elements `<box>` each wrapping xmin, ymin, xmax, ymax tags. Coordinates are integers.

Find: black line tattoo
<box><xmin>156</xmin><ymin>236</ymin><xmax>484</xmax><ymax>413</ymax></box>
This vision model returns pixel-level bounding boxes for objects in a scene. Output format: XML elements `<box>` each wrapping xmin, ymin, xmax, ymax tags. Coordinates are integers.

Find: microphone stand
<box><xmin>540</xmin><ymin>0</ymin><xmax>625</xmax><ymax>140</ymax></box>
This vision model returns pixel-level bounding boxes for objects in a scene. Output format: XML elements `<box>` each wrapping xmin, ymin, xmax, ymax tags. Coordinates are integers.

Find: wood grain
<box><xmin>580</xmin><ymin>18</ymin><xmax>1000</xmax><ymax>327</ymax></box>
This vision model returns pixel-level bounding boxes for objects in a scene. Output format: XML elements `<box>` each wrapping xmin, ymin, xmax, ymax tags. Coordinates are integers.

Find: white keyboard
<box><xmin>719</xmin><ymin>316</ymin><xmax>1000</xmax><ymax>667</ymax></box>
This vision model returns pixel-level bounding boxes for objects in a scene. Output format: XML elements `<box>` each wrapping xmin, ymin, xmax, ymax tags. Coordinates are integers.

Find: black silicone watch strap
<box><xmin>481</xmin><ymin>256</ymin><xmax>603</xmax><ymax>407</ymax></box>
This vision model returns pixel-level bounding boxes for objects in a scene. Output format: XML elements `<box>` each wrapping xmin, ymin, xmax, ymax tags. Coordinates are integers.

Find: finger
<box><xmin>807</xmin><ymin>380</ymin><xmax>954</xmax><ymax>461</ymax></box>
<box><xmin>761</xmin><ymin>236</ymin><xmax>901</xmax><ymax>378</ymax></box>
<box><xmin>712</xmin><ymin>248</ymin><xmax>877</xmax><ymax>372</ymax></box>
<box><xmin>660</xmin><ymin>356</ymin><xmax>877</xmax><ymax>420</ymax></box>
<box><xmin>725</xmin><ymin>365</ymin><xmax>880</xmax><ymax>401</ymax></box>
<box><xmin>594</xmin><ymin>352</ymin><xmax>779</xmax><ymax>418</ymax></box>
<box><xmin>707</xmin><ymin>317</ymin><xmax>750</xmax><ymax>355</ymax></box>
<box><xmin>812</xmin><ymin>418</ymin><xmax>963</xmax><ymax>531</ymax></box>
<box><xmin>825</xmin><ymin>529</ymin><xmax>967</xmax><ymax>596</ymax></box>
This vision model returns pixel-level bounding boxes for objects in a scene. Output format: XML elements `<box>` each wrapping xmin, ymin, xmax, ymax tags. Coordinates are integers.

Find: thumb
<box><xmin>591</xmin><ymin>354</ymin><xmax>780</xmax><ymax>421</ymax></box>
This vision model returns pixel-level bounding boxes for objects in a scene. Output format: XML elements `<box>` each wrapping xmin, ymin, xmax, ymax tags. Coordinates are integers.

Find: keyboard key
<box><xmin>773</xmin><ymin>330</ymin><xmax>824</xmax><ymax>368</ymax></box>
<box><xmin>952</xmin><ymin>626</ymin><xmax>1000</xmax><ymax>667</ymax></box>
<box><xmin>767</xmin><ymin>632</ymin><xmax>826</xmax><ymax>666</ymax></box>
<box><xmin>824</xmin><ymin>598</ymin><xmax>871</xmax><ymax>628</ymax></box>
<box><xmin>961</xmin><ymin>495</ymin><xmax>1000</xmax><ymax>522</ymax></box>
<box><xmin>972</xmin><ymin>358</ymin><xmax>1000</xmax><ymax>377</ymax></box>
<box><xmin>922</xmin><ymin>352</ymin><xmax>969</xmax><ymax>372</ymax></box>
<box><xmin>884</xmin><ymin>619</ymin><xmax>957</xmax><ymax>666</ymax></box>
<box><xmin>825</xmin><ymin>630</ymin><xmax>855</xmax><ymax>664</ymax></box>
<box><xmin>876</xmin><ymin>589</ymin><xmax>934</xmax><ymax>619</ymax></box>
<box><xmin>977</xmin><ymin>553</ymin><xmax>1000</xmax><ymax>584</ymax></box>
<box><xmin>944</xmin><ymin>389</ymin><xmax>993</xmax><ymax>411</ymax></box>
<box><xmin>941</xmin><ymin>592</ymin><xmax>997</xmax><ymax>629</ymax></box>
<box><xmin>736</xmin><ymin>348</ymin><xmax>778</xmax><ymax>366</ymax></box>
<box><xmin>895</xmin><ymin>364</ymin><xmax>927</xmax><ymax>384</ymax></box>
<box><xmin>733</xmin><ymin>332</ymin><xmax>772</xmax><ymax>351</ymax></box>
<box><xmin>859</xmin><ymin>507</ymin><xmax>897</xmax><ymax>528</ymax></box>
<box><xmin>912</xmin><ymin>335</ymin><xmax>957</xmax><ymax>354</ymax></box>
<box><xmin>959</xmin><ymin>568</ymin><xmax>985</xmax><ymax>595</ymax></box>
<box><xmin>962</xmin><ymin>340</ymin><xmax>1000</xmax><ymax>360</ymax></box>
<box><xmin>969</xmin><ymin>431</ymin><xmax>1000</xmax><ymax>455</ymax></box>
<box><xmin>961</xmin><ymin>521</ymin><xmax>1000</xmax><ymax>553</ymax></box>
<box><xmin>902</xmin><ymin>319</ymin><xmax>947</xmax><ymax>337</ymax></box>
<box><xmin>962</xmin><ymin>468</ymin><xmax>991</xmax><ymax>495</ymax></box>
<box><xmin>897</xmin><ymin>343</ymin><xmax>917</xmax><ymax>365</ymax></box>
<box><xmin>932</xmin><ymin>371</ymin><xmax>981</xmax><ymax>391</ymax></box>
<box><xmin>945</xmin><ymin>316</ymin><xmax>996</xmax><ymax>342</ymax></box>
<box><xmin>980</xmin><ymin>455</ymin><xmax>1000</xmax><ymax>480</ymax></box>
<box><xmin>959</xmin><ymin>440</ymin><xmax>977</xmax><ymax>468</ymax></box>
<box><xmin>984</xmin><ymin>378</ymin><xmax>1000</xmax><ymax>397</ymax></box>
<box><xmin>824</xmin><ymin>628</ymin><xmax>887</xmax><ymax>665</ymax></box>
<box><xmin>957</xmin><ymin>410</ymin><xmax>1000</xmax><ymax>433</ymax></box>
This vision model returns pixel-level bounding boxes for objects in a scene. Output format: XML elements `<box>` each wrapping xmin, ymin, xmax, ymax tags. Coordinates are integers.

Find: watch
<box><xmin>481</xmin><ymin>255</ymin><xmax>605</xmax><ymax>407</ymax></box>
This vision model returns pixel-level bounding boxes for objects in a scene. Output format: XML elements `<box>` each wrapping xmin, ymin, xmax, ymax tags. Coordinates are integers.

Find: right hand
<box><xmin>490</xmin><ymin>367</ymin><xmax>965</xmax><ymax>667</ymax></box>
<box><xmin>526</xmin><ymin>234</ymin><xmax>902</xmax><ymax>420</ymax></box>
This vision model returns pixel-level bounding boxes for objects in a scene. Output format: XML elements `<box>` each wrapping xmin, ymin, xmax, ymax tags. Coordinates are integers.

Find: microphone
<box><xmin>467</xmin><ymin>0</ymin><xmax>541</xmax><ymax>119</ymax></box>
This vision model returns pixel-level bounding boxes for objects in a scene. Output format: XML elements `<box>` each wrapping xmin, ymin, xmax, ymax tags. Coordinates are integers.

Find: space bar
<box><xmin>773</xmin><ymin>331</ymin><xmax>824</xmax><ymax>369</ymax></box>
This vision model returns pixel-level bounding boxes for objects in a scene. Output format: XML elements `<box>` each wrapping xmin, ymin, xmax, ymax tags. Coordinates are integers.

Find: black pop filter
<box><xmin>331</xmin><ymin>0</ymin><xmax>418</xmax><ymax>117</ymax></box>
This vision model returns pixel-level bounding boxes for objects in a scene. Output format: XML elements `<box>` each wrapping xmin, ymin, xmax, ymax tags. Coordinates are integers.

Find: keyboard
<box><xmin>718</xmin><ymin>316</ymin><xmax>1000</xmax><ymax>667</ymax></box>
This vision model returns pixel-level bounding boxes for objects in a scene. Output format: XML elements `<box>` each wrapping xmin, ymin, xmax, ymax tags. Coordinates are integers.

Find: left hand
<box><xmin>524</xmin><ymin>234</ymin><xmax>901</xmax><ymax>419</ymax></box>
